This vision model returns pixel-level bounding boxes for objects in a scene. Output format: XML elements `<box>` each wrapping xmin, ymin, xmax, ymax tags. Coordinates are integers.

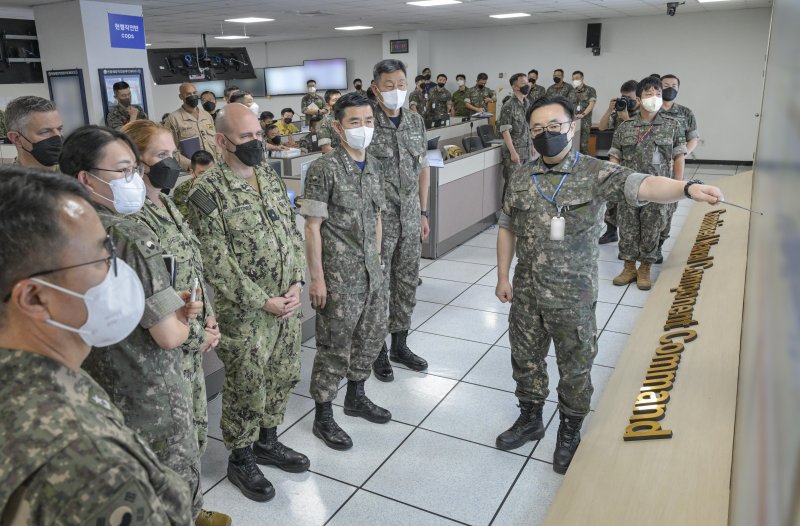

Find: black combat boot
<box><xmin>655</xmin><ymin>240</ymin><xmax>665</xmax><ymax>264</ymax></box>
<box><xmin>343</xmin><ymin>380</ymin><xmax>391</xmax><ymax>423</ymax></box>
<box><xmin>495</xmin><ymin>401</ymin><xmax>545</xmax><ymax>451</ymax></box>
<box><xmin>598</xmin><ymin>222</ymin><xmax>618</xmax><ymax>244</ymax></box>
<box><xmin>553</xmin><ymin>412</ymin><xmax>584</xmax><ymax>475</ymax></box>
<box><xmin>253</xmin><ymin>427</ymin><xmax>310</xmax><ymax>473</ymax></box>
<box><xmin>313</xmin><ymin>401</ymin><xmax>353</xmax><ymax>450</ymax></box>
<box><xmin>389</xmin><ymin>331</ymin><xmax>428</xmax><ymax>371</ymax></box>
<box><xmin>227</xmin><ymin>446</ymin><xmax>275</xmax><ymax>502</ymax></box>
<box><xmin>372</xmin><ymin>342</ymin><xmax>394</xmax><ymax>382</ymax></box>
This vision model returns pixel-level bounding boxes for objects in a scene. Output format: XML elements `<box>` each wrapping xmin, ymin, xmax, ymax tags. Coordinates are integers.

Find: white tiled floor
<box><xmin>199</xmin><ymin>167</ymin><xmax>741</xmax><ymax>524</ymax></box>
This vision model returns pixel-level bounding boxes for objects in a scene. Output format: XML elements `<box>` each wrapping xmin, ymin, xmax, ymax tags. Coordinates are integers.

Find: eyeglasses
<box><xmin>2</xmin><ymin>236</ymin><xmax>117</xmax><ymax>302</ymax></box>
<box><xmin>531</xmin><ymin>121</ymin><xmax>571</xmax><ymax>136</ymax></box>
<box><xmin>90</xmin><ymin>164</ymin><xmax>143</xmax><ymax>182</ymax></box>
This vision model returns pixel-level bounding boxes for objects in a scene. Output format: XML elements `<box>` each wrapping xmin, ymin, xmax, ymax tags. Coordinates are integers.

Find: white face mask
<box><xmin>641</xmin><ymin>96</ymin><xmax>663</xmax><ymax>113</ymax></box>
<box><xmin>572</xmin><ymin>79</ymin><xmax>583</xmax><ymax>88</ymax></box>
<box><xmin>89</xmin><ymin>172</ymin><xmax>146</xmax><ymax>215</ymax></box>
<box><xmin>249</xmin><ymin>102</ymin><xmax>260</xmax><ymax>116</ymax></box>
<box><xmin>457</xmin><ymin>79</ymin><xmax>465</xmax><ymax>87</ymax></box>
<box><xmin>342</xmin><ymin>126</ymin><xmax>374</xmax><ymax>150</ymax></box>
<box><xmin>32</xmin><ymin>260</ymin><xmax>145</xmax><ymax>348</ymax></box>
<box><xmin>380</xmin><ymin>89</ymin><xmax>407</xmax><ymax>110</ymax></box>
<box><xmin>308</xmin><ymin>86</ymin><xmax>317</xmax><ymax>94</ymax></box>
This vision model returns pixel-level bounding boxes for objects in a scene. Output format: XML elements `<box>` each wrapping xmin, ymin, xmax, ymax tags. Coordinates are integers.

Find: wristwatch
<box><xmin>420</xmin><ymin>210</ymin><xmax>429</xmax><ymax>218</ymax></box>
<box><xmin>684</xmin><ymin>179</ymin><xmax>704</xmax><ymax>200</ymax></box>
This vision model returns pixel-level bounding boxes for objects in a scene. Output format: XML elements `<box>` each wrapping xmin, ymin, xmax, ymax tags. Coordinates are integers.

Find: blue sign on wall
<box><xmin>108</xmin><ymin>13</ymin><xmax>145</xmax><ymax>49</ymax></box>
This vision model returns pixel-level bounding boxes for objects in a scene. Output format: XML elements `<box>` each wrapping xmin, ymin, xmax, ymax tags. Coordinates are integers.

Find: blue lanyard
<box><xmin>532</xmin><ymin>152</ymin><xmax>579</xmax><ymax>211</ymax></box>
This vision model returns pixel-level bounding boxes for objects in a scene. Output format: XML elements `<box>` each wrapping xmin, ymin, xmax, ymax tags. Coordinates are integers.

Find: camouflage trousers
<box><xmin>508</xmin><ymin>268</ymin><xmax>597</xmax><ymax>417</ymax></box>
<box><xmin>502</xmin><ymin>150</ymin><xmax>530</xmax><ymax>206</ymax></box>
<box><xmin>216</xmin><ymin>312</ymin><xmax>302</xmax><ymax>449</ymax></box>
<box><xmin>310</xmin><ymin>285</ymin><xmax>387</xmax><ymax>402</ymax></box>
<box><xmin>578</xmin><ymin>116</ymin><xmax>592</xmax><ymax>155</ymax></box>
<box><xmin>660</xmin><ymin>202</ymin><xmax>679</xmax><ymax>242</ymax></box>
<box><xmin>604</xmin><ymin>201</ymin><xmax>617</xmax><ymax>227</ymax></box>
<box><xmin>382</xmin><ymin>232</ymin><xmax>421</xmax><ymax>333</ymax></box>
<box><xmin>618</xmin><ymin>201</ymin><xmax>668</xmax><ymax>263</ymax></box>
<box><xmin>182</xmin><ymin>350</ymin><xmax>208</xmax><ymax>454</ymax></box>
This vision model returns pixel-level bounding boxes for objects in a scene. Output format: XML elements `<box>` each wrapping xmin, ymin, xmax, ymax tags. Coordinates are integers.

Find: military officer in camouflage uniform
<box><xmin>465</xmin><ymin>72</ymin><xmax>496</xmax><ymax>114</ymax></box>
<box><xmin>494</xmin><ymin>95</ymin><xmax>721</xmax><ymax>474</ymax></box>
<box><xmin>409</xmin><ymin>75</ymin><xmax>427</xmax><ymax>118</ymax></box>
<box><xmin>318</xmin><ymin>89</ymin><xmax>343</xmax><ymax>154</ymax></box>
<box><xmin>301</xmin><ymin>79</ymin><xmax>328</xmax><ymax>126</ymax></box>
<box><xmin>106</xmin><ymin>80</ymin><xmax>149</xmax><ymax>130</ymax></box>
<box><xmin>425</xmin><ymin>73</ymin><xmax>453</xmax><ymax>128</ymax></box>
<box><xmin>546</xmin><ymin>69</ymin><xmax>577</xmax><ymax>106</ymax></box>
<box><xmin>5</xmin><ymin>95</ymin><xmax>63</xmax><ymax>170</ymax></box>
<box><xmin>452</xmin><ymin>74</ymin><xmax>471</xmax><ymax>118</ymax></box>
<box><xmin>302</xmin><ymin>92</ymin><xmax>392</xmax><ymax>450</ymax></box>
<box><xmin>187</xmin><ymin>103</ymin><xmax>309</xmax><ymax>503</ymax></box>
<box><xmin>59</xmin><ymin>126</ymin><xmax>206</xmax><ymax>517</ymax></box>
<box><xmin>351</xmin><ymin>78</ymin><xmax>367</xmax><ymax>97</ymax></box>
<box><xmin>498</xmin><ymin>73</ymin><xmax>533</xmax><ymax>202</ymax></box>
<box><xmin>527</xmin><ymin>69</ymin><xmax>547</xmax><ymax>105</ymax></box>
<box><xmin>571</xmin><ymin>71</ymin><xmax>597</xmax><ymax>155</ymax></box>
<box><xmin>0</xmin><ymin>167</ymin><xmax>192</xmax><ymax>525</ymax></box>
<box><xmin>610</xmin><ymin>77</ymin><xmax>687</xmax><ymax>291</ymax></box>
<box><xmin>658</xmin><ymin>73</ymin><xmax>700</xmax><ymax>262</ymax></box>
<box><xmin>0</xmin><ymin>108</ymin><xmax>6</xmax><ymax>138</ymax></box>
<box><xmin>173</xmin><ymin>149</ymin><xmax>216</xmax><ymax>219</ymax></box>
<box><xmin>367</xmin><ymin>59</ymin><xmax>430</xmax><ymax>381</ymax></box>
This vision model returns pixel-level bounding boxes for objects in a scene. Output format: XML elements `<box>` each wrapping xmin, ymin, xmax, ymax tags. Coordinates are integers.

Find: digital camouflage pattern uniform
<box><xmin>409</xmin><ymin>89</ymin><xmax>426</xmax><ymax>118</ymax></box>
<box><xmin>499</xmin><ymin>153</ymin><xmax>649</xmax><ymax>417</ymax></box>
<box><xmin>466</xmin><ymin>85</ymin><xmax>496</xmax><ymax>112</ymax></box>
<box><xmin>106</xmin><ymin>104</ymin><xmax>149</xmax><ymax>130</ymax></box>
<box><xmin>82</xmin><ymin>205</ymin><xmax>202</xmax><ymax>516</ymax></box>
<box><xmin>0</xmin><ymin>109</ymin><xmax>7</xmax><ymax>138</ymax></box>
<box><xmin>0</xmin><ymin>350</ymin><xmax>191</xmax><ymax>525</ymax></box>
<box><xmin>610</xmin><ymin>114</ymin><xmax>687</xmax><ymax>263</ymax></box>
<box><xmin>301</xmin><ymin>93</ymin><xmax>326</xmax><ymax>126</ymax></box>
<box><xmin>545</xmin><ymin>82</ymin><xmax>577</xmax><ymax>106</ymax></box>
<box><xmin>301</xmin><ymin>147</ymin><xmax>386</xmax><ymax>402</ymax></box>
<box><xmin>172</xmin><ymin>177</ymin><xmax>196</xmax><ymax>219</ymax></box>
<box><xmin>574</xmin><ymin>84</ymin><xmax>597</xmax><ymax>155</ymax></box>
<box><xmin>317</xmin><ymin>113</ymin><xmax>341</xmax><ymax>151</ymax></box>
<box><xmin>452</xmin><ymin>87</ymin><xmax>470</xmax><ymax>117</ymax></box>
<box><xmin>497</xmin><ymin>95</ymin><xmax>532</xmax><ymax>200</ymax></box>
<box><xmin>526</xmin><ymin>84</ymin><xmax>547</xmax><ymax>105</ymax></box>
<box><xmin>425</xmin><ymin>86</ymin><xmax>452</xmax><ymax>127</ymax></box>
<box><xmin>660</xmin><ymin>103</ymin><xmax>698</xmax><ymax>243</ymax></box>
<box><xmin>604</xmin><ymin>107</ymin><xmax>640</xmax><ymax>228</ymax></box>
<box><xmin>132</xmin><ymin>195</ymin><xmax>215</xmax><ymax>455</ymax></box>
<box><xmin>187</xmin><ymin>162</ymin><xmax>305</xmax><ymax>450</ymax></box>
<box><xmin>367</xmin><ymin>105</ymin><xmax>427</xmax><ymax>333</ymax></box>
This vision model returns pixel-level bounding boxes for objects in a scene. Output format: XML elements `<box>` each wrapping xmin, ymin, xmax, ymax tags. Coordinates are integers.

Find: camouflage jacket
<box><xmin>187</xmin><ymin>162</ymin><xmax>306</xmax><ymax>325</ymax></box>
<box><xmin>301</xmin><ymin>147</ymin><xmax>385</xmax><ymax>294</ymax></box>
<box><xmin>574</xmin><ymin>84</ymin><xmax>597</xmax><ymax>117</ymax></box>
<box><xmin>609</xmin><ymin>113</ymin><xmax>688</xmax><ymax>178</ymax></box>
<box><xmin>526</xmin><ymin>84</ymin><xmax>547</xmax><ymax>105</ymax></box>
<box><xmin>409</xmin><ymin>90</ymin><xmax>426</xmax><ymax>117</ymax></box>
<box><xmin>466</xmin><ymin>85</ymin><xmax>496</xmax><ymax>111</ymax></box>
<box><xmin>546</xmin><ymin>82</ymin><xmax>577</xmax><ymax>106</ymax></box>
<box><xmin>661</xmin><ymin>102</ymin><xmax>699</xmax><ymax>141</ymax></box>
<box><xmin>82</xmin><ymin>204</ymin><xmax>193</xmax><ymax>455</ymax></box>
<box><xmin>106</xmin><ymin>104</ymin><xmax>149</xmax><ymax>130</ymax></box>
<box><xmin>425</xmin><ymin>86</ymin><xmax>452</xmax><ymax>122</ymax></box>
<box><xmin>608</xmin><ymin>107</ymin><xmax>640</xmax><ymax>131</ymax></box>
<box><xmin>452</xmin><ymin>88</ymin><xmax>470</xmax><ymax>117</ymax></box>
<box><xmin>500</xmin><ymin>153</ymin><xmax>649</xmax><ymax>308</ymax></box>
<box><xmin>172</xmin><ymin>177</ymin><xmax>196</xmax><ymax>219</ymax></box>
<box><xmin>317</xmin><ymin>113</ymin><xmax>341</xmax><ymax>150</ymax></box>
<box><xmin>300</xmin><ymin>93</ymin><xmax>326</xmax><ymax>125</ymax></box>
<box><xmin>367</xmin><ymin>105</ymin><xmax>427</xmax><ymax>238</ymax></box>
<box><xmin>497</xmin><ymin>95</ymin><xmax>532</xmax><ymax>157</ymax></box>
<box><xmin>0</xmin><ymin>109</ymin><xmax>6</xmax><ymax>138</ymax></box>
<box><xmin>0</xmin><ymin>350</ymin><xmax>191</xmax><ymax>525</ymax></box>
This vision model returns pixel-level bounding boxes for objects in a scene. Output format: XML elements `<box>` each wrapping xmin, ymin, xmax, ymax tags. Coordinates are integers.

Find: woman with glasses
<box><xmin>58</xmin><ymin>125</ymin><xmax>208</xmax><ymax>524</ymax></box>
<box><xmin>120</xmin><ymin>120</ymin><xmax>230</xmax><ymax>526</ymax></box>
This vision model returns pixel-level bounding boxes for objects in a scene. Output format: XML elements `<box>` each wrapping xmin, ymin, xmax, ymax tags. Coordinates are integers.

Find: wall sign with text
<box><xmin>108</xmin><ymin>13</ymin><xmax>145</xmax><ymax>49</ymax></box>
<box><xmin>390</xmin><ymin>39</ymin><xmax>409</xmax><ymax>54</ymax></box>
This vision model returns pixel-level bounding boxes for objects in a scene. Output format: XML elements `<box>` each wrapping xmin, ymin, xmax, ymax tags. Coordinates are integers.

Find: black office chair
<box><xmin>594</xmin><ymin>129</ymin><xmax>614</xmax><ymax>159</ymax></box>
<box><xmin>462</xmin><ymin>136</ymin><xmax>482</xmax><ymax>153</ymax></box>
<box><xmin>476</xmin><ymin>124</ymin><xmax>497</xmax><ymax>147</ymax></box>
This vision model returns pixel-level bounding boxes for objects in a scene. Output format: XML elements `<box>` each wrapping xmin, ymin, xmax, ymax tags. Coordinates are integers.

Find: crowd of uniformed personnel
<box><xmin>0</xmin><ymin>58</ymin><xmax>718</xmax><ymax>524</ymax></box>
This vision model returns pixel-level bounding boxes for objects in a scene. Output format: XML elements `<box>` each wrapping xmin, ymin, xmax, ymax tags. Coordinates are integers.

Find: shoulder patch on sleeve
<box><xmin>189</xmin><ymin>188</ymin><xmax>218</xmax><ymax>216</ymax></box>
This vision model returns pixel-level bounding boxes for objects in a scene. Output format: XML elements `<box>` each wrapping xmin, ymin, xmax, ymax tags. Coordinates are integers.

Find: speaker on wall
<box><xmin>586</xmin><ymin>23</ymin><xmax>602</xmax><ymax>48</ymax></box>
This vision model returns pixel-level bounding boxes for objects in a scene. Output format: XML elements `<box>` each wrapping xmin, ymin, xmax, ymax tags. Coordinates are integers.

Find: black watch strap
<box><xmin>420</xmin><ymin>210</ymin><xmax>429</xmax><ymax>218</ymax></box>
<box><xmin>684</xmin><ymin>179</ymin><xmax>703</xmax><ymax>200</ymax></box>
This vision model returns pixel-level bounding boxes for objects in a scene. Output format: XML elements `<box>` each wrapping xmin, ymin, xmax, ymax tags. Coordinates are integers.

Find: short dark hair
<box><xmin>309</xmin><ymin>116</ymin><xmax>323</xmax><ymax>127</ymax></box>
<box><xmin>112</xmin><ymin>81</ymin><xmax>130</xmax><ymax>93</ymax></box>
<box><xmin>509</xmin><ymin>73</ymin><xmax>526</xmax><ymax>86</ymax></box>
<box><xmin>620</xmin><ymin>80</ymin><xmax>638</xmax><ymax>94</ymax></box>
<box><xmin>354</xmin><ymin>78</ymin><xmax>362</xmax><ymax>84</ymax></box>
<box><xmin>200</xmin><ymin>90</ymin><xmax>215</xmax><ymax>99</ymax></box>
<box><xmin>59</xmin><ymin>125</ymin><xmax>140</xmax><ymax>178</ymax></box>
<box><xmin>190</xmin><ymin>150</ymin><xmax>214</xmax><ymax>168</ymax></box>
<box><xmin>281</xmin><ymin>108</ymin><xmax>294</xmax><ymax>116</ymax></box>
<box><xmin>259</xmin><ymin>111</ymin><xmax>274</xmax><ymax>120</ymax></box>
<box><xmin>528</xmin><ymin>69</ymin><xmax>539</xmax><ymax>76</ymax></box>
<box><xmin>554</xmin><ymin>69</ymin><xmax>564</xmax><ymax>75</ymax></box>
<box><xmin>334</xmin><ymin>92</ymin><xmax>372</xmax><ymax>122</ymax></box>
<box><xmin>324</xmin><ymin>89</ymin><xmax>341</xmax><ymax>104</ymax></box>
<box><xmin>636</xmin><ymin>76</ymin><xmax>663</xmax><ymax>97</ymax></box>
<box><xmin>422</xmin><ymin>67</ymin><xmax>431</xmax><ymax>73</ymax></box>
<box><xmin>572</xmin><ymin>70</ymin><xmax>584</xmax><ymax>78</ymax></box>
<box><xmin>477</xmin><ymin>72</ymin><xmax>488</xmax><ymax>81</ymax></box>
<box><xmin>265</xmin><ymin>124</ymin><xmax>279</xmax><ymax>134</ymax></box>
<box><xmin>228</xmin><ymin>91</ymin><xmax>246</xmax><ymax>104</ymax></box>
<box><xmin>0</xmin><ymin>167</ymin><xmax>91</xmax><ymax>309</ymax></box>
<box><xmin>224</xmin><ymin>86</ymin><xmax>239</xmax><ymax>97</ymax></box>
<box><xmin>456</xmin><ymin>74</ymin><xmax>466</xmax><ymax>80</ymax></box>
<box><xmin>415</xmin><ymin>75</ymin><xmax>425</xmax><ymax>84</ymax></box>
<box><xmin>437</xmin><ymin>74</ymin><xmax>447</xmax><ymax>81</ymax></box>
<box><xmin>373</xmin><ymin>59</ymin><xmax>407</xmax><ymax>82</ymax></box>
<box><xmin>661</xmin><ymin>74</ymin><xmax>680</xmax><ymax>86</ymax></box>
<box><xmin>5</xmin><ymin>96</ymin><xmax>58</xmax><ymax>133</ymax></box>
<box><xmin>526</xmin><ymin>95</ymin><xmax>574</xmax><ymax>123</ymax></box>
<box><xmin>307</xmin><ymin>79</ymin><xmax>316</xmax><ymax>86</ymax></box>
<box><xmin>649</xmin><ymin>73</ymin><xmax>661</xmax><ymax>79</ymax></box>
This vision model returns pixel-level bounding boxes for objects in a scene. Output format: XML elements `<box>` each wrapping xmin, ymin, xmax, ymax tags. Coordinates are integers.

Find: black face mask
<box><xmin>283</xmin><ymin>117</ymin><xmax>292</xmax><ymax>124</ymax></box>
<box><xmin>270</xmin><ymin>136</ymin><xmax>281</xmax><ymax>146</ymax></box>
<box><xmin>520</xmin><ymin>85</ymin><xmax>531</xmax><ymax>95</ymax></box>
<box><xmin>146</xmin><ymin>157</ymin><xmax>181</xmax><ymax>189</ymax></box>
<box><xmin>117</xmin><ymin>98</ymin><xmax>131</xmax><ymax>107</ymax></box>
<box><xmin>553</xmin><ymin>77</ymin><xmax>562</xmax><ymax>84</ymax></box>
<box><xmin>355</xmin><ymin>83</ymin><xmax>362</xmax><ymax>90</ymax></box>
<box><xmin>533</xmin><ymin>130</ymin><xmax>571</xmax><ymax>158</ymax></box>
<box><xmin>184</xmin><ymin>95</ymin><xmax>200</xmax><ymax>108</ymax></box>
<box><xmin>528</xmin><ymin>78</ymin><xmax>537</xmax><ymax>85</ymax></box>
<box><xmin>202</xmin><ymin>100</ymin><xmax>216</xmax><ymax>112</ymax></box>
<box><xmin>424</xmin><ymin>74</ymin><xmax>431</xmax><ymax>80</ymax></box>
<box><xmin>226</xmin><ymin>136</ymin><xmax>264</xmax><ymax>167</ymax></box>
<box><xmin>662</xmin><ymin>87</ymin><xmax>678</xmax><ymax>102</ymax></box>
<box><xmin>20</xmin><ymin>133</ymin><xmax>62</xmax><ymax>167</ymax></box>
<box><xmin>437</xmin><ymin>82</ymin><xmax>445</xmax><ymax>88</ymax></box>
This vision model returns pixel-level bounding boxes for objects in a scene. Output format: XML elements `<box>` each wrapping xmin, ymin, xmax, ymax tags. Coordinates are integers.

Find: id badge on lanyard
<box><xmin>533</xmin><ymin>152</ymin><xmax>578</xmax><ymax>241</ymax></box>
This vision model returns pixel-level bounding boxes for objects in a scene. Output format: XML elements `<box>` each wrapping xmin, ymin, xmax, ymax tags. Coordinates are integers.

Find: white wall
<box><xmin>426</xmin><ymin>8</ymin><xmax>770</xmax><ymax>161</ymax></box>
